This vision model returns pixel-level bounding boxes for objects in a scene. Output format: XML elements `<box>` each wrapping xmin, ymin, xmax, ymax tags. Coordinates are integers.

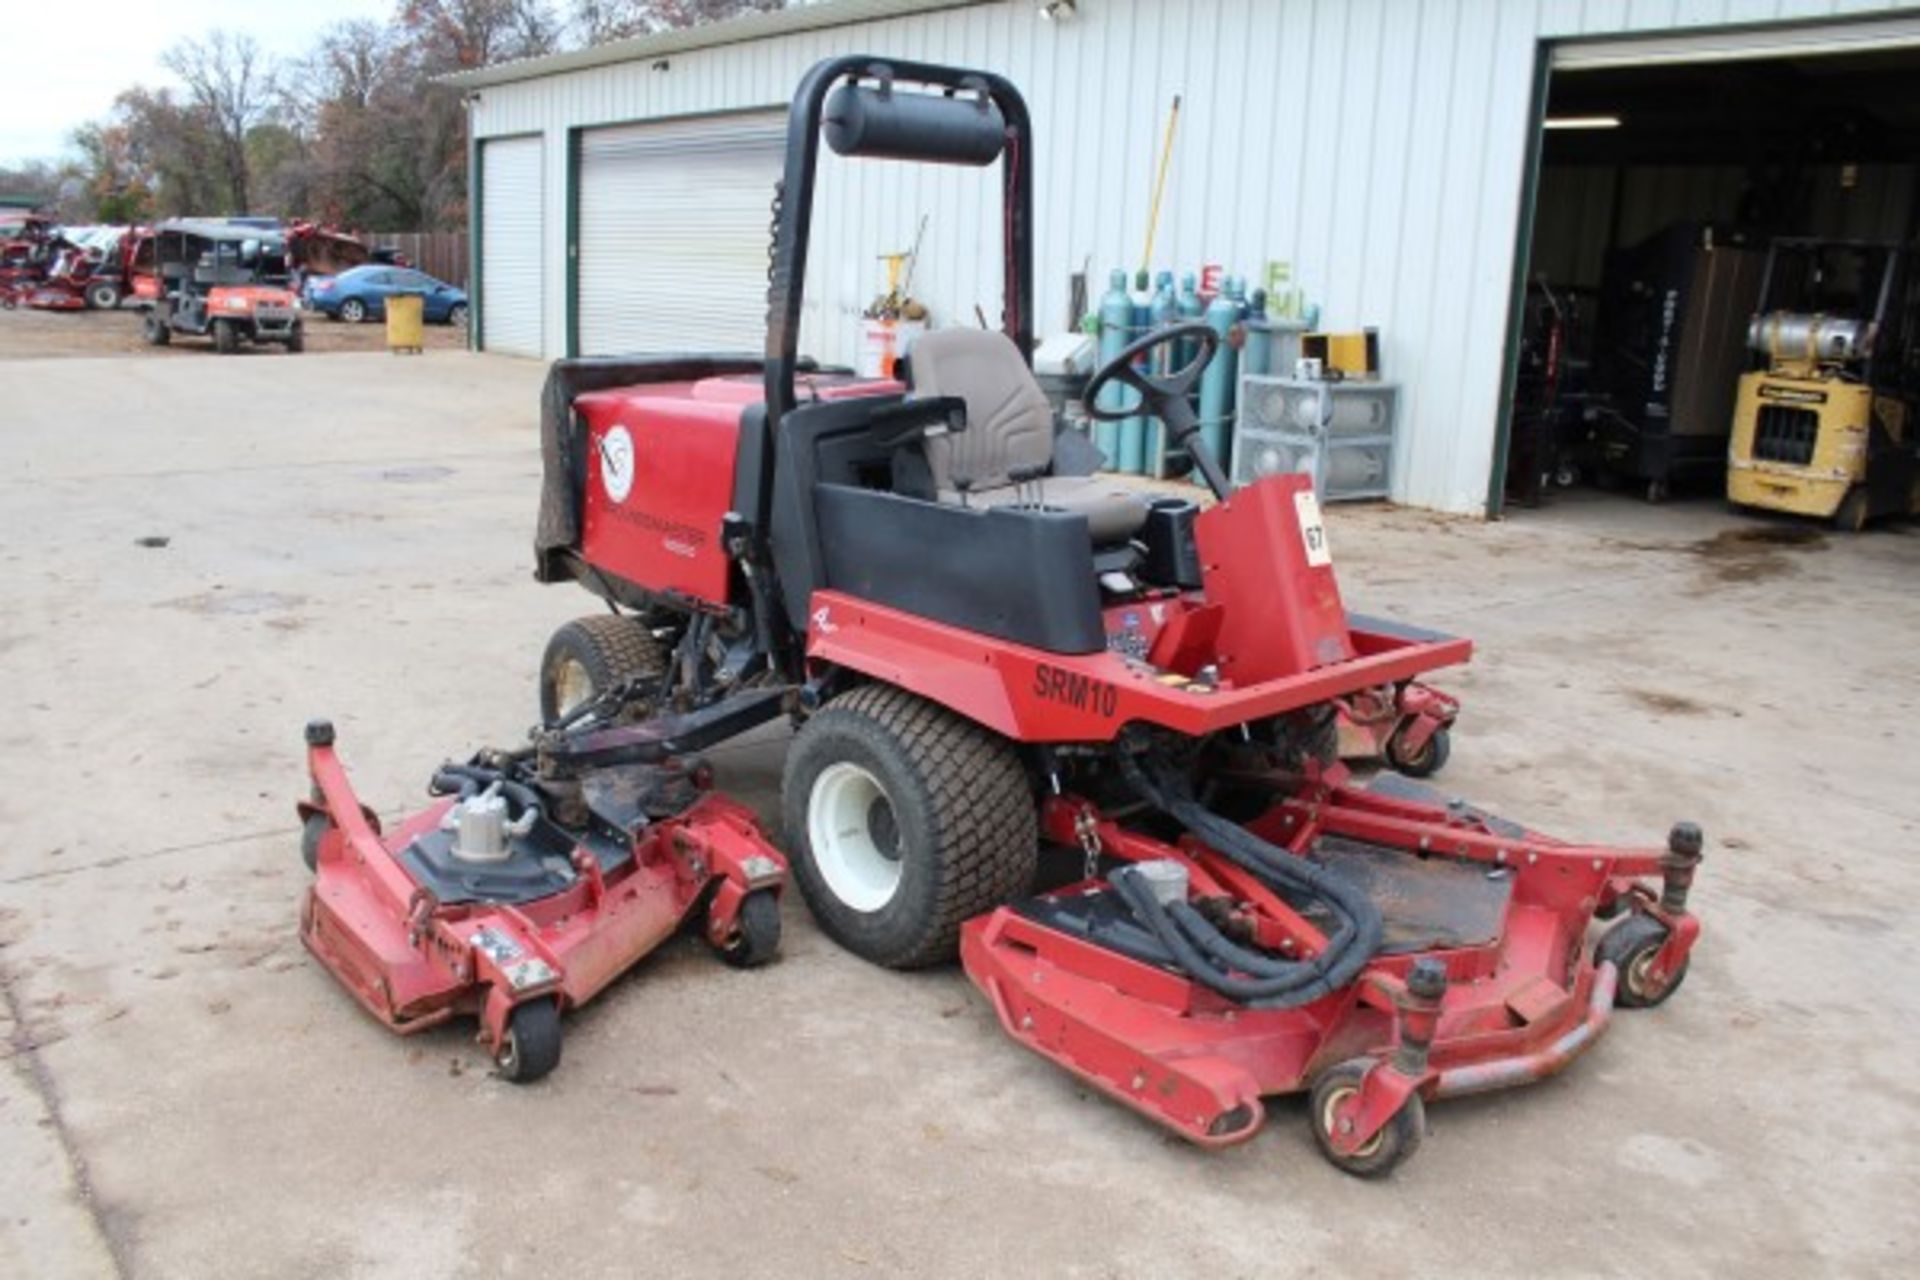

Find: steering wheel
<box><xmin>1082</xmin><ymin>321</ymin><xmax>1230</xmax><ymax>497</ymax></box>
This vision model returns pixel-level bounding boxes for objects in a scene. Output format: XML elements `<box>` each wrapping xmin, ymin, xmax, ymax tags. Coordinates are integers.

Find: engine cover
<box><xmin>576</xmin><ymin>388</ymin><xmax>744</xmax><ymax>609</ymax></box>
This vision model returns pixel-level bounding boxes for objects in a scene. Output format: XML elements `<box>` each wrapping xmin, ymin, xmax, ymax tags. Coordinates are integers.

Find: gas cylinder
<box><xmin>1175</xmin><ymin>272</ymin><xmax>1205</xmax><ymax>414</ymax></box>
<box><xmin>1198</xmin><ymin>280</ymin><xmax>1241</xmax><ymax>473</ymax></box>
<box><xmin>1143</xmin><ymin>271</ymin><xmax>1177</xmax><ymax>474</ymax></box>
<box><xmin>1094</xmin><ymin>268</ymin><xmax>1134</xmax><ymax>469</ymax></box>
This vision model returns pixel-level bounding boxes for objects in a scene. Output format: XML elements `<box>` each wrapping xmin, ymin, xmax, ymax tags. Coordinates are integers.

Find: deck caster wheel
<box><xmin>299</xmin><ymin>812</ymin><xmax>332</xmax><ymax>873</ymax></box>
<box><xmin>1386</xmin><ymin>725</ymin><xmax>1450</xmax><ymax>778</ymax></box>
<box><xmin>712</xmin><ymin>889</ymin><xmax>782</xmax><ymax>968</ymax></box>
<box><xmin>1308</xmin><ymin>1059</ymin><xmax>1424</xmax><ymax>1179</ymax></box>
<box><xmin>1597</xmin><ymin>914</ymin><xmax>1687</xmax><ymax>1008</ymax></box>
<box><xmin>538</xmin><ymin>614</ymin><xmax>669</xmax><ymax>724</ymax></box>
<box><xmin>494</xmin><ymin>999</ymin><xmax>562</xmax><ymax>1083</ymax></box>
<box><xmin>783</xmin><ymin>685</ymin><xmax>1036</xmax><ymax>969</ymax></box>
<box><xmin>1645</xmin><ymin>478</ymin><xmax>1669</xmax><ymax>504</ymax></box>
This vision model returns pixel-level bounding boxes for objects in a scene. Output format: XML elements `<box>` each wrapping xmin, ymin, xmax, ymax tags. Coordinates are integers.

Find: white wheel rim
<box><xmin>808</xmin><ymin>762</ymin><xmax>903</xmax><ymax>913</ymax></box>
<box><xmin>553</xmin><ymin>657</ymin><xmax>594</xmax><ymax>717</ymax></box>
<box><xmin>1320</xmin><ymin>1084</ymin><xmax>1386</xmax><ymax>1159</ymax></box>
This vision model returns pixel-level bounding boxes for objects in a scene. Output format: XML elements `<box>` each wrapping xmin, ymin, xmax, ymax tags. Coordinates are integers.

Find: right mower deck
<box><xmin>962</xmin><ymin>772</ymin><xmax>1702</xmax><ymax>1175</ymax></box>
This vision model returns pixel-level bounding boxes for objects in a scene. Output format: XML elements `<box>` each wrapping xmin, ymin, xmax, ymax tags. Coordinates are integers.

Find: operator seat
<box><xmin>907</xmin><ymin>329</ymin><xmax>1149</xmax><ymax>543</ymax></box>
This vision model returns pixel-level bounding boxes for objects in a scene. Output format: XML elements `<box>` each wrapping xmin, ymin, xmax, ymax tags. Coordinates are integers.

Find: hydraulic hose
<box><xmin>1112</xmin><ymin>749</ymin><xmax>1382</xmax><ymax>1007</ymax></box>
<box><xmin>430</xmin><ymin>763</ymin><xmax>546</xmax><ymax>819</ymax></box>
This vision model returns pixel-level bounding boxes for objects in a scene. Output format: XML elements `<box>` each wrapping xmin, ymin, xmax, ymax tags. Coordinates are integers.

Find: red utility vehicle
<box><xmin>527</xmin><ymin>56</ymin><xmax>1704</xmax><ymax>1173</ymax></box>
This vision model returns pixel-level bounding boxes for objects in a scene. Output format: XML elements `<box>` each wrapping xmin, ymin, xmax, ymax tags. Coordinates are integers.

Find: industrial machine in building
<box><xmin>296</xmin><ymin>701</ymin><xmax>787</xmax><ymax>1082</ymax></box>
<box><xmin>1727</xmin><ymin>238</ymin><xmax>1920</xmax><ymax>530</ymax></box>
<box><xmin>526</xmin><ymin>55</ymin><xmax>1704</xmax><ymax>1174</ymax></box>
<box><xmin>1588</xmin><ymin>223</ymin><xmax>1765</xmax><ymax>501</ymax></box>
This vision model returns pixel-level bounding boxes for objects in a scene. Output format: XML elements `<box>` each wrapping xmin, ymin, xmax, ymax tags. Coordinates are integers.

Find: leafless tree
<box><xmin>161</xmin><ymin>31</ymin><xmax>275</xmax><ymax>213</ymax></box>
<box><xmin>573</xmin><ymin>0</ymin><xmax>786</xmax><ymax>45</ymax></box>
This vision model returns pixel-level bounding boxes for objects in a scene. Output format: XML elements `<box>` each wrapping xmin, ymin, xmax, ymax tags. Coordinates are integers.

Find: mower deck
<box><xmin>961</xmin><ymin>772</ymin><xmax>1702</xmax><ymax>1164</ymax></box>
<box><xmin>298</xmin><ymin>720</ymin><xmax>788</xmax><ymax>1080</ymax></box>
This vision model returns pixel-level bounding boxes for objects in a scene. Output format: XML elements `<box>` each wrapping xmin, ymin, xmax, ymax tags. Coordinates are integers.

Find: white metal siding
<box><xmin>481</xmin><ymin>136</ymin><xmax>545</xmax><ymax>356</ymax></box>
<box><xmin>470</xmin><ymin>0</ymin><xmax>1914</xmax><ymax>513</ymax></box>
<box><xmin>578</xmin><ymin>114</ymin><xmax>785</xmax><ymax>354</ymax></box>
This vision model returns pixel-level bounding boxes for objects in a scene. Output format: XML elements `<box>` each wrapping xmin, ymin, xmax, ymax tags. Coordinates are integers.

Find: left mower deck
<box><xmin>297</xmin><ymin>718</ymin><xmax>787</xmax><ymax>1081</ymax></box>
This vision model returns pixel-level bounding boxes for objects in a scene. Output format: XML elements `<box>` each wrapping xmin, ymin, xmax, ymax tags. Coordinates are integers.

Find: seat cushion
<box><xmin>907</xmin><ymin>329</ymin><xmax>1055</xmax><ymax>490</ymax></box>
<box><xmin>940</xmin><ymin>474</ymin><xmax>1150</xmax><ymax>543</ymax></box>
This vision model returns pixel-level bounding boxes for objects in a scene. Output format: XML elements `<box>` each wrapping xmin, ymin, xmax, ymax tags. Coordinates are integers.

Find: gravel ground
<box><xmin>0</xmin><ymin>303</ymin><xmax>465</xmax><ymax>360</ymax></box>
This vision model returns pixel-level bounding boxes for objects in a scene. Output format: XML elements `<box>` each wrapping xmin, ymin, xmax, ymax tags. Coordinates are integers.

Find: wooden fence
<box><xmin>369</xmin><ymin>231</ymin><xmax>467</xmax><ymax>288</ymax></box>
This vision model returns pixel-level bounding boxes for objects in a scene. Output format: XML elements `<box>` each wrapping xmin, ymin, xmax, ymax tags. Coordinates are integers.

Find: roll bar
<box><xmin>763</xmin><ymin>56</ymin><xmax>1035</xmax><ymax>426</ymax></box>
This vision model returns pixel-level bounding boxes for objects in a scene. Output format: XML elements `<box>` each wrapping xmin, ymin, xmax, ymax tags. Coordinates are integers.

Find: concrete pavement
<box><xmin>1</xmin><ymin>349</ymin><xmax>1916</xmax><ymax>1278</ymax></box>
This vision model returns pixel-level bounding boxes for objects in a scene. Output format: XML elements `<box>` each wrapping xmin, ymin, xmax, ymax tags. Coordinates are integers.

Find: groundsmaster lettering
<box><xmin>1032</xmin><ymin>664</ymin><xmax>1119</xmax><ymax>717</ymax></box>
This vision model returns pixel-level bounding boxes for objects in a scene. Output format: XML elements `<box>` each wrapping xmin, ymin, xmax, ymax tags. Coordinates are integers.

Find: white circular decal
<box><xmin>599</xmin><ymin>426</ymin><xmax>635</xmax><ymax>504</ymax></box>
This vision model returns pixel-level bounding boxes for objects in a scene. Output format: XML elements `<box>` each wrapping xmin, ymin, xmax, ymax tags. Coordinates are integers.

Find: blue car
<box><xmin>305</xmin><ymin>265</ymin><xmax>468</xmax><ymax>326</ymax></box>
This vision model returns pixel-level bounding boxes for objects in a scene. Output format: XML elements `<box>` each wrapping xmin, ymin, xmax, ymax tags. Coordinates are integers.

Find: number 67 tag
<box><xmin>1294</xmin><ymin>489</ymin><xmax>1332</xmax><ymax>567</ymax></box>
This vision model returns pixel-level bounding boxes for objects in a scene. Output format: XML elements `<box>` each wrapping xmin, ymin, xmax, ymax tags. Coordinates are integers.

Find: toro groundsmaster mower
<box><xmin>527</xmin><ymin>56</ymin><xmax>1705</xmax><ymax>1173</ymax></box>
<box><xmin>296</xmin><ymin>689</ymin><xmax>788</xmax><ymax>1081</ymax></box>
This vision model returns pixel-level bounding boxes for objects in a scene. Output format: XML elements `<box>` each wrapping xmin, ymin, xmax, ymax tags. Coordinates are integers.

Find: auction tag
<box><xmin>1294</xmin><ymin>489</ymin><xmax>1332</xmax><ymax>567</ymax></box>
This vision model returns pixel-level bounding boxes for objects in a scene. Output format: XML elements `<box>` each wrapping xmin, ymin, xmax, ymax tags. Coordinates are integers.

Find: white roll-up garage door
<box><xmin>1553</xmin><ymin>14</ymin><xmax>1920</xmax><ymax>70</ymax></box>
<box><xmin>481</xmin><ymin>136</ymin><xmax>545</xmax><ymax>357</ymax></box>
<box><xmin>577</xmin><ymin>113</ymin><xmax>785</xmax><ymax>355</ymax></box>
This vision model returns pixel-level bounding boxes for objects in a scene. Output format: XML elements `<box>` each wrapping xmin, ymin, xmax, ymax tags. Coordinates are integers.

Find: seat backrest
<box><xmin>906</xmin><ymin>329</ymin><xmax>1053</xmax><ymax>490</ymax></box>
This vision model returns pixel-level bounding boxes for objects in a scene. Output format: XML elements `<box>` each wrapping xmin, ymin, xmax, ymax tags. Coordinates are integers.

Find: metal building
<box><xmin>445</xmin><ymin>0</ymin><xmax>1920</xmax><ymax>515</ymax></box>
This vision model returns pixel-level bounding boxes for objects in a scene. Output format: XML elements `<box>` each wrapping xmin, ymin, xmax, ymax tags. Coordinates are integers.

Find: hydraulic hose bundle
<box><xmin>1113</xmin><ymin>750</ymin><xmax>1382</xmax><ymax>1008</ymax></box>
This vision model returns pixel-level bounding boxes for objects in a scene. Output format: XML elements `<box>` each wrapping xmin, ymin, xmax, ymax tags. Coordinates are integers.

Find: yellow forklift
<box><xmin>1728</xmin><ymin>238</ymin><xmax>1919</xmax><ymax>531</ymax></box>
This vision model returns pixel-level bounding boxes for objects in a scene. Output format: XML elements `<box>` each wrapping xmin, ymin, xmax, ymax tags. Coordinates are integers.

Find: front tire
<box><xmin>1833</xmin><ymin>486</ymin><xmax>1870</xmax><ymax>533</ymax></box>
<box><xmin>1308</xmin><ymin>1059</ymin><xmax>1425</xmax><ymax>1178</ymax></box>
<box><xmin>1387</xmin><ymin>725</ymin><xmax>1451</xmax><ymax>778</ymax></box>
<box><xmin>538</xmin><ymin>614</ymin><xmax>669</xmax><ymax>725</ymax></box>
<box><xmin>213</xmin><ymin>318</ymin><xmax>239</xmax><ymax>354</ymax></box>
<box><xmin>85</xmin><ymin>281</ymin><xmax>120</xmax><ymax>311</ymax></box>
<box><xmin>285</xmin><ymin>322</ymin><xmax>305</xmax><ymax>354</ymax></box>
<box><xmin>494</xmin><ymin>999</ymin><xmax>562</xmax><ymax>1083</ymax></box>
<box><xmin>142</xmin><ymin>310</ymin><xmax>170</xmax><ymax>346</ymax></box>
<box><xmin>448</xmin><ymin>303</ymin><xmax>469</xmax><ymax>328</ymax></box>
<box><xmin>782</xmin><ymin>685</ymin><xmax>1037</xmax><ymax>969</ymax></box>
<box><xmin>711</xmin><ymin>890</ymin><xmax>782</xmax><ymax>968</ymax></box>
<box><xmin>1597</xmin><ymin>913</ymin><xmax>1687</xmax><ymax>1008</ymax></box>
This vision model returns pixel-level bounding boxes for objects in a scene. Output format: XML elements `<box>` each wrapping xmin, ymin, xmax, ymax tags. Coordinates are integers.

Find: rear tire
<box><xmin>213</xmin><ymin>318</ymin><xmax>239</xmax><ymax>354</ymax></box>
<box><xmin>538</xmin><ymin>614</ymin><xmax>669</xmax><ymax>725</ymax></box>
<box><xmin>339</xmin><ymin>297</ymin><xmax>367</xmax><ymax>324</ymax></box>
<box><xmin>782</xmin><ymin>685</ymin><xmax>1037</xmax><ymax>969</ymax></box>
<box><xmin>85</xmin><ymin>281</ymin><xmax>120</xmax><ymax>310</ymax></box>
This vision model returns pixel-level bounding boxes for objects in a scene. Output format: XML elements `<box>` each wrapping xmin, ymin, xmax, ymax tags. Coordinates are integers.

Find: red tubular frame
<box><xmin>961</xmin><ymin>768</ymin><xmax>1703</xmax><ymax>1153</ymax></box>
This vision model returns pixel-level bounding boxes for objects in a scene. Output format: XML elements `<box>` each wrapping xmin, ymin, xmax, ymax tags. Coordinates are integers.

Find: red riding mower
<box><xmin>525</xmin><ymin>56</ymin><xmax>1704</xmax><ymax>1173</ymax></box>
<box><xmin>296</xmin><ymin>692</ymin><xmax>788</xmax><ymax>1081</ymax></box>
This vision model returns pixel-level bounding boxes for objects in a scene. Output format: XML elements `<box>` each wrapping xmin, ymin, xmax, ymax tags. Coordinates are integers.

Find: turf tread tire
<box><xmin>784</xmin><ymin>685</ymin><xmax>1036</xmax><ymax>969</ymax></box>
<box><xmin>538</xmin><ymin>614</ymin><xmax>669</xmax><ymax>724</ymax></box>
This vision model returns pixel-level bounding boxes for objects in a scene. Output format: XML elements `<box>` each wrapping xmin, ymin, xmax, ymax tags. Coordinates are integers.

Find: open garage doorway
<box><xmin>1499</xmin><ymin>20</ymin><xmax>1920</xmax><ymax>528</ymax></box>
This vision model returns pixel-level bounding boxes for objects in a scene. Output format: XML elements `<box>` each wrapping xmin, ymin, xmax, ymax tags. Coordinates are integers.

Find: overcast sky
<box><xmin>0</xmin><ymin>0</ymin><xmax>398</xmax><ymax>167</ymax></box>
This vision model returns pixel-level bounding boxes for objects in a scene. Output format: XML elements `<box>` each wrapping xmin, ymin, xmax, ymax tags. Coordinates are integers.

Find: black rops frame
<box><xmin>761</xmin><ymin>55</ymin><xmax>1036</xmax><ymax>430</ymax></box>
